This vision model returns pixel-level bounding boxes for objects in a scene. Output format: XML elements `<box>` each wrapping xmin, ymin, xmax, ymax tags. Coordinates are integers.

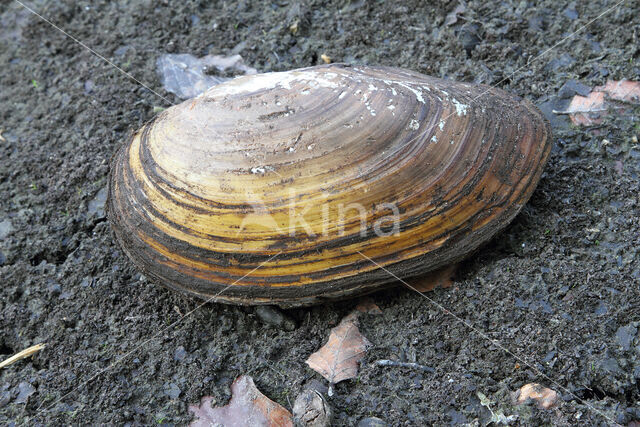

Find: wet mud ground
<box><xmin>1</xmin><ymin>0</ymin><xmax>639</xmax><ymax>425</ymax></box>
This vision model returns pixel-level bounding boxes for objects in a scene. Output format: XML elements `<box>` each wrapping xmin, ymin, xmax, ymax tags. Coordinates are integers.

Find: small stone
<box><xmin>293</xmin><ymin>389</ymin><xmax>332</xmax><ymax>427</ymax></box>
<box><xmin>173</xmin><ymin>346</ymin><xmax>187</xmax><ymax>361</ymax></box>
<box><xmin>255</xmin><ymin>306</ymin><xmax>296</xmax><ymax>331</ymax></box>
<box><xmin>88</xmin><ymin>187</ymin><xmax>108</xmax><ymax>218</ymax></box>
<box><xmin>563</xmin><ymin>3</ymin><xmax>579</xmax><ymax>20</ymax></box>
<box><xmin>600</xmin><ymin>357</ymin><xmax>622</xmax><ymax>374</ymax></box>
<box><xmin>47</xmin><ymin>281</ymin><xmax>61</xmax><ymax>296</ymax></box>
<box><xmin>357</xmin><ymin>417</ymin><xmax>387</xmax><ymax>427</ymax></box>
<box><xmin>457</xmin><ymin>23</ymin><xmax>481</xmax><ymax>55</ymax></box>
<box><xmin>163</xmin><ymin>382</ymin><xmax>181</xmax><ymax>399</ymax></box>
<box><xmin>558</xmin><ymin>80</ymin><xmax>591</xmax><ymax>99</ymax></box>
<box><xmin>595</xmin><ymin>301</ymin><xmax>608</xmax><ymax>316</ymax></box>
<box><xmin>114</xmin><ymin>46</ymin><xmax>130</xmax><ymax>56</ymax></box>
<box><xmin>0</xmin><ymin>390</ymin><xmax>10</xmax><ymax>407</ymax></box>
<box><xmin>545</xmin><ymin>54</ymin><xmax>575</xmax><ymax>72</ymax></box>
<box><xmin>0</xmin><ymin>219</ymin><xmax>15</xmax><ymax>239</ymax></box>
<box><xmin>616</xmin><ymin>324</ymin><xmax>637</xmax><ymax>351</ymax></box>
<box><xmin>84</xmin><ymin>80</ymin><xmax>94</xmax><ymax>94</ymax></box>
<box><xmin>14</xmin><ymin>382</ymin><xmax>36</xmax><ymax>404</ymax></box>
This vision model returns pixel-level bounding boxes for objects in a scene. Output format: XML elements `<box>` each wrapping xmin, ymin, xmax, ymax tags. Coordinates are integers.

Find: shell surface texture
<box><xmin>108</xmin><ymin>64</ymin><xmax>552</xmax><ymax>307</ymax></box>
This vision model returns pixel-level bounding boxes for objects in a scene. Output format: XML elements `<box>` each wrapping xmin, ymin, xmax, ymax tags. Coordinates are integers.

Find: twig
<box><xmin>0</xmin><ymin>343</ymin><xmax>45</xmax><ymax>369</ymax></box>
<box><xmin>552</xmin><ymin>108</ymin><xmax>607</xmax><ymax>115</ymax></box>
<box><xmin>373</xmin><ymin>359</ymin><xmax>435</xmax><ymax>373</ymax></box>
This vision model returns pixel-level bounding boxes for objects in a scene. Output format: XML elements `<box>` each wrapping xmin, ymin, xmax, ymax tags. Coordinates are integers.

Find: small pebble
<box><xmin>174</xmin><ymin>346</ymin><xmax>187</xmax><ymax>361</ymax></box>
<box><xmin>0</xmin><ymin>219</ymin><xmax>14</xmax><ymax>239</ymax></box>
<box><xmin>163</xmin><ymin>382</ymin><xmax>181</xmax><ymax>399</ymax></box>
<box><xmin>14</xmin><ymin>382</ymin><xmax>36</xmax><ymax>404</ymax></box>
<box><xmin>88</xmin><ymin>187</ymin><xmax>108</xmax><ymax>218</ymax></box>
<box><xmin>357</xmin><ymin>417</ymin><xmax>387</xmax><ymax>427</ymax></box>
<box><xmin>255</xmin><ymin>306</ymin><xmax>296</xmax><ymax>331</ymax></box>
<box><xmin>293</xmin><ymin>389</ymin><xmax>332</xmax><ymax>427</ymax></box>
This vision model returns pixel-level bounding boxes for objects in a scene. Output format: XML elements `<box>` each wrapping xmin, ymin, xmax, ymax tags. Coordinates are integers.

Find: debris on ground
<box><xmin>0</xmin><ymin>343</ymin><xmax>45</xmax><ymax>370</ymax></box>
<box><xmin>513</xmin><ymin>383</ymin><xmax>559</xmax><ymax>409</ymax></box>
<box><xmin>557</xmin><ymin>79</ymin><xmax>640</xmax><ymax>126</ymax></box>
<box><xmin>406</xmin><ymin>264</ymin><xmax>457</xmax><ymax>293</ymax></box>
<box><xmin>373</xmin><ymin>359</ymin><xmax>434</xmax><ymax>373</ymax></box>
<box><xmin>157</xmin><ymin>53</ymin><xmax>257</xmax><ymax>99</ymax></box>
<box><xmin>445</xmin><ymin>2</ymin><xmax>467</xmax><ymax>26</ymax></box>
<box><xmin>255</xmin><ymin>305</ymin><xmax>296</xmax><ymax>331</ymax></box>
<box><xmin>293</xmin><ymin>388</ymin><xmax>332</xmax><ymax>427</ymax></box>
<box><xmin>306</xmin><ymin>312</ymin><xmax>371</xmax><ymax>393</ymax></box>
<box><xmin>189</xmin><ymin>375</ymin><xmax>293</xmax><ymax>427</ymax></box>
<box><xmin>355</xmin><ymin>297</ymin><xmax>382</xmax><ymax>315</ymax></box>
<box><xmin>477</xmin><ymin>392</ymin><xmax>517</xmax><ymax>425</ymax></box>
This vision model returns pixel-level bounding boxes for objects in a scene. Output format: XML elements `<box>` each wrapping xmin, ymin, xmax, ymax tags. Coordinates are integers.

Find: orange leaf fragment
<box><xmin>189</xmin><ymin>375</ymin><xmax>293</xmax><ymax>427</ymax></box>
<box><xmin>406</xmin><ymin>264</ymin><xmax>457</xmax><ymax>293</ymax></box>
<box><xmin>355</xmin><ymin>297</ymin><xmax>382</xmax><ymax>315</ymax></box>
<box><xmin>306</xmin><ymin>312</ymin><xmax>371</xmax><ymax>384</ymax></box>
<box><xmin>514</xmin><ymin>383</ymin><xmax>558</xmax><ymax>409</ymax></box>
<box><xmin>566</xmin><ymin>79</ymin><xmax>640</xmax><ymax>126</ymax></box>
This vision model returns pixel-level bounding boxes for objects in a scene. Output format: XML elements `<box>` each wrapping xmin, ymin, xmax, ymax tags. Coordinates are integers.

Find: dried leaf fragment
<box><xmin>189</xmin><ymin>375</ymin><xmax>293</xmax><ymax>427</ymax></box>
<box><xmin>355</xmin><ymin>297</ymin><xmax>382</xmax><ymax>315</ymax></box>
<box><xmin>563</xmin><ymin>79</ymin><xmax>640</xmax><ymax>126</ymax></box>
<box><xmin>514</xmin><ymin>383</ymin><xmax>558</xmax><ymax>409</ymax></box>
<box><xmin>406</xmin><ymin>264</ymin><xmax>457</xmax><ymax>293</ymax></box>
<box><xmin>306</xmin><ymin>312</ymin><xmax>371</xmax><ymax>384</ymax></box>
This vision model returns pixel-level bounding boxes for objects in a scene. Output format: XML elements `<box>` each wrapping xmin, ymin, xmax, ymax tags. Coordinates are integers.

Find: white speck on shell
<box><xmin>409</xmin><ymin>119</ymin><xmax>420</xmax><ymax>130</ymax></box>
<box><xmin>204</xmin><ymin>70</ymin><xmax>340</xmax><ymax>98</ymax></box>
<box><xmin>431</xmin><ymin>135</ymin><xmax>437</xmax><ymax>143</ymax></box>
<box><xmin>338</xmin><ymin>91</ymin><xmax>347</xmax><ymax>99</ymax></box>
<box><xmin>439</xmin><ymin>120</ymin><xmax>445</xmax><ymax>131</ymax></box>
<box><xmin>451</xmin><ymin>98</ymin><xmax>469</xmax><ymax>116</ymax></box>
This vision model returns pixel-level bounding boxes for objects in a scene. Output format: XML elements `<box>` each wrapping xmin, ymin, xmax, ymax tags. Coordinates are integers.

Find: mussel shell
<box><xmin>108</xmin><ymin>64</ymin><xmax>552</xmax><ymax>306</ymax></box>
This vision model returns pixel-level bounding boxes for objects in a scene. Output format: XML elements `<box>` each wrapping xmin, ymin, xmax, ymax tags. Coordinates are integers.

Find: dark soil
<box><xmin>1</xmin><ymin>0</ymin><xmax>639</xmax><ymax>425</ymax></box>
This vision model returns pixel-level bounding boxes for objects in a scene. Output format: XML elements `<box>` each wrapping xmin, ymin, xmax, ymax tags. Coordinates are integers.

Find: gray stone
<box><xmin>163</xmin><ymin>382</ymin><xmax>181</xmax><ymax>399</ymax></box>
<box><xmin>255</xmin><ymin>305</ymin><xmax>296</xmax><ymax>331</ymax></box>
<box><xmin>0</xmin><ymin>219</ymin><xmax>15</xmax><ymax>239</ymax></box>
<box><xmin>14</xmin><ymin>382</ymin><xmax>35</xmax><ymax>404</ymax></box>
<box><xmin>558</xmin><ymin>80</ymin><xmax>591</xmax><ymax>99</ymax></box>
<box><xmin>357</xmin><ymin>417</ymin><xmax>387</xmax><ymax>427</ymax></box>
<box><xmin>173</xmin><ymin>346</ymin><xmax>187</xmax><ymax>361</ymax></box>
<box><xmin>616</xmin><ymin>324</ymin><xmax>637</xmax><ymax>351</ymax></box>
<box><xmin>88</xmin><ymin>187</ymin><xmax>108</xmax><ymax>218</ymax></box>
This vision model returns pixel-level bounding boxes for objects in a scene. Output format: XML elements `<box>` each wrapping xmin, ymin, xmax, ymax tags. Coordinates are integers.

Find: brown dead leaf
<box><xmin>306</xmin><ymin>312</ymin><xmax>371</xmax><ymax>384</ymax></box>
<box><xmin>189</xmin><ymin>375</ymin><xmax>293</xmax><ymax>427</ymax></box>
<box><xmin>406</xmin><ymin>264</ymin><xmax>457</xmax><ymax>292</ymax></box>
<box><xmin>565</xmin><ymin>79</ymin><xmax>640</xmax><ymax>126</ymax></box>
<box><xmin>514</xmin><ymin>383</ymin><xmax>558</xmax><ymax>409</ymax></box>
<box><xmin>355</xmin><ymin>297</ymin><xmax>382</xmax><ymax>315</ymax></box>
